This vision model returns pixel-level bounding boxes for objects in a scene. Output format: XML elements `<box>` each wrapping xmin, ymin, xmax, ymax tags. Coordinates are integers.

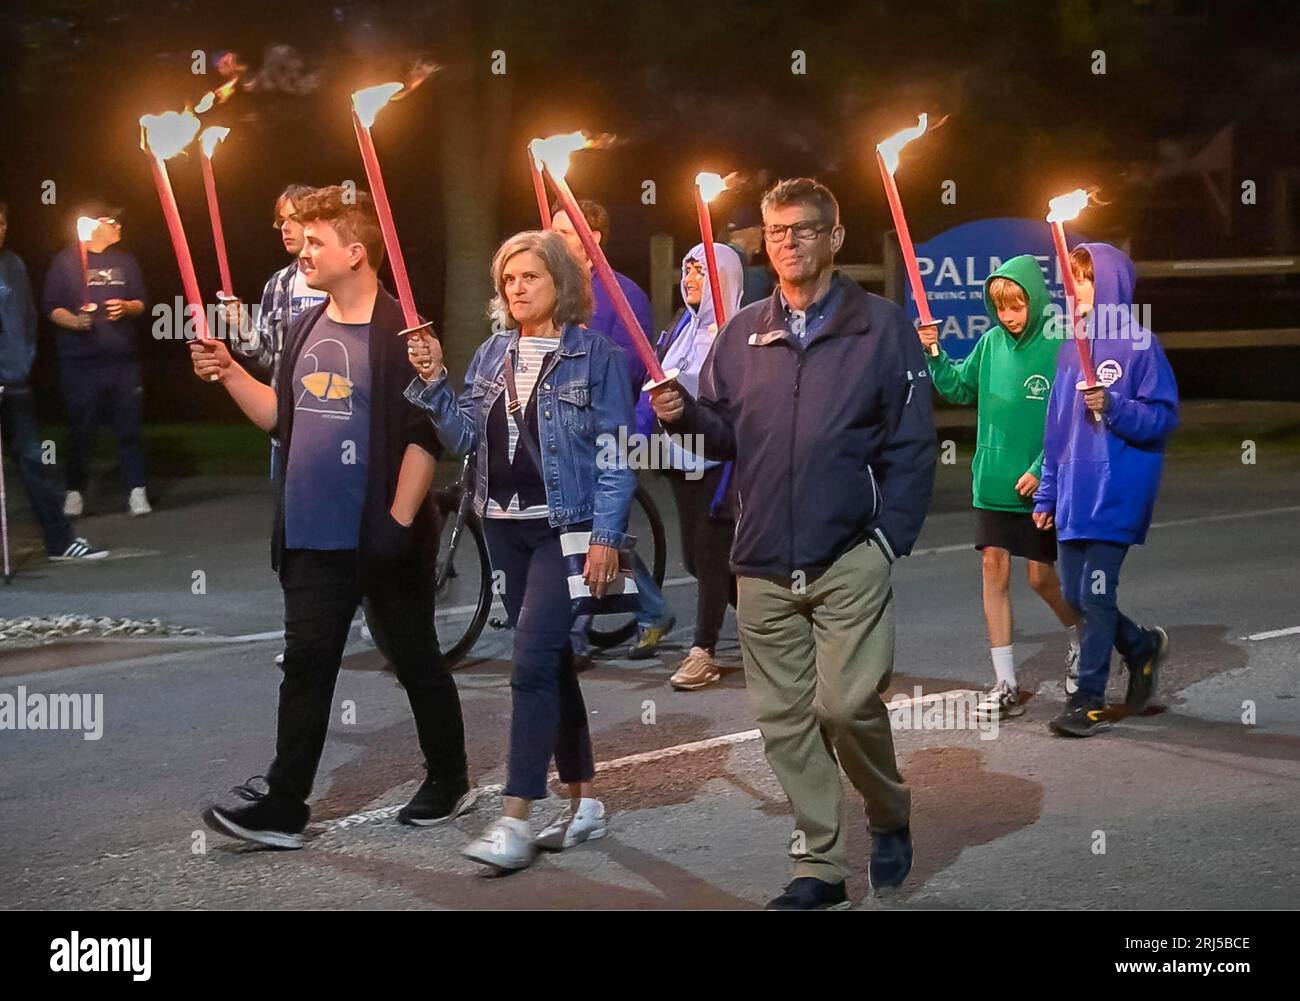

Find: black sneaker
<box><xmin>49</xmin><ymin>537</ymin><xmax>109</xmax><ymax>561</ymax></box>
<box><xmin>1124</xmin><ymin>626</ymin><xmax>1168</xmax><ymax>710</ymax></box>
<box><xmin>202</xmin><ymin>777</ymin><xmax>309</xmax><ymax>849</ymax></box>
<box><xmin>397</xmin><ymin>775</ymin><xmax>479</xmax><ymax>827</ymax></box>
<box><xmin>869</xmin><ymin>825</ymin><xmax>914</xmax><ymax>891</ymax></box>
<box><xmin>1049</xmin><ymin>697</ymin><xmax>1110</xmax><ymax>737</ymax></box>
<box><xmin>765</xmin><ymin>876</ymin><xmax>851</xmax><ymax>911</ymax></box>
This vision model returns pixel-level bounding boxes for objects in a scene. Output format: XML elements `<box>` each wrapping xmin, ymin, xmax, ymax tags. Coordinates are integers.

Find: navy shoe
<box><xmin>1049</xmin><ymin>696</ymin><xmax>1110</xmax><ymax>737</ymax></box>
<box><xmin>1124</xmin><ymin>626</ymin><xmax>1168</xmax><ymax>710</ymax></box>
<box><xmin>765</xmin><ymin>876</ymin><xmax>851</xmax><ymax>911</ymax></box>
<box><xmin>869</xmin><ymin>824</ymin><xmax>914</xmax><ymax>891</ymax></box>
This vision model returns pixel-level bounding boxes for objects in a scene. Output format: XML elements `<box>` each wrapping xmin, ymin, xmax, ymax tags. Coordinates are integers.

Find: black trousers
<box><xmin>665</xmin><ymin>465</ymin><xmax>737</xmax><ymax>653</ymax></box>
<box><xmin>266</xmin><ymin>548</ymin><xmax>468</xmax><ymax>806</ymax></box>
<box><xmin>59</xmin><ymin>358</ymin><xmax>147</xmax><ymax>493</ymax></box>
<box><xmin>0</xmin><ymin>384</ymin><xmax>75</xmax><ymax>555</ymax></box>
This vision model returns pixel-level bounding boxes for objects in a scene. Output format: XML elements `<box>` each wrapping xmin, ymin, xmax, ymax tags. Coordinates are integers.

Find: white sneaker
<box><xmin>462</xmin><ymin>818</ymin><xmax>537</xmax><ymax>871</ymax></box>
<box><xmin>1065</xmin><ymin>644</ymin><xmax>1081</xmax><ymax>696</ymax></box>
<box><xmin>128</xmin><ymin>487</ymin><xmax>152</xmax><ymax>516</ymax></box>
<box><xmin>974</xmin><ymin>680</ymin><xmax>1026</xmax><ymax>722</ymax></box>
<box><xmin>275</xmin><ymin>652</ymin><xmax>285</xmax><ymax>666</ymax></box>
<box><xmin>536</xmin><ymin>798</ymin><xmax>607</xmax><ymax>851</ymax></box>
<box><xmin>64</xmin><ymin>491</ymin><xmax>83</xmax><ymax>517</ymax></box>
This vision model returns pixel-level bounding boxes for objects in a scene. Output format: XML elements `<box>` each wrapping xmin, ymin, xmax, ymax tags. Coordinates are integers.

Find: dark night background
<box><xmin>2</xmin><ymin>0</ymin><xmax>1298</xmax><ymax>425</ymax></box>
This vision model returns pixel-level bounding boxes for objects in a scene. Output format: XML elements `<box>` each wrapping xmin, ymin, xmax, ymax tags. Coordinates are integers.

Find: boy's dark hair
<box><xmin>1069</xmin><ymin>246</ymin><xmax>1094</xmax><ymax>283</ymax></box>
<box><xmin>760</xmin><ymin>177</ymin><xmax>840</xmax><ymax>228</ymax></box>
<box><xmin>273</xmin><ymin>183</ymin><xmax>316</xmax><ymax>227</ymax></box>
<box><xmin>295</xmin><ymin>185</ymin><xmax>384</xmax><ymax>268</ymax></box>
<box><xmin>551</xmin><ymin>198</ymin><xmax>610</xmax><ymax>243</ymax></box>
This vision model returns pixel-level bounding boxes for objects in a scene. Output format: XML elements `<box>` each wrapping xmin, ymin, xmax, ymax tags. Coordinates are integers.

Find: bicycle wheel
<box><xmin>586</xmin><ymin>482</ymin><xmax>668</xmax><ymax>649</ymax></box>
<box><xmin>365</xmin><ymin>493</ymin><xmax>493</xmax><ymax>670</ymax></box>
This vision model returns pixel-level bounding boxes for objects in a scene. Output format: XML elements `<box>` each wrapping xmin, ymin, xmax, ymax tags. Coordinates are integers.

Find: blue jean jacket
<box><xmin>404</xmin><ymin>323</ymin><xmax>637</xmax><ymax>550</ymax></box>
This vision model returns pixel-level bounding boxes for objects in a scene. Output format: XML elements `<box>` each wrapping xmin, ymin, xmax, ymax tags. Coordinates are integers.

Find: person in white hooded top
<box><xmin>645</xmin><ymin>242</ymin><xmax>744</xmax><ymax>690</ymax></box>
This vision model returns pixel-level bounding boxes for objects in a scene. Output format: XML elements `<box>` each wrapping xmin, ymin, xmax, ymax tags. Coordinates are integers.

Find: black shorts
<box><xmin>975</xmin><ymin>508</ymin><xmax>1058</xmax><ymax>564</ymax></box>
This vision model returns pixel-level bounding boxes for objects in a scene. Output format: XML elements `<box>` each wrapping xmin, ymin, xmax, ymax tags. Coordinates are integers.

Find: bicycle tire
<box><xmin>586</xmin><ymin>483</ymin><xmax>667</xmax><ymax>649</ymax></box>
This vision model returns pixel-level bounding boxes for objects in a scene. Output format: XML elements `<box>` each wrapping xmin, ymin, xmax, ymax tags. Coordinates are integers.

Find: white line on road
<box><xmin>318</xmin><ymin>689</ymin><xmax>965</xmax><ymax>835</ymax></box>
<box><xmin>1243</xmin><ymin>626</ymin><xmax>1300</xmax><ymax>641</ymax></box>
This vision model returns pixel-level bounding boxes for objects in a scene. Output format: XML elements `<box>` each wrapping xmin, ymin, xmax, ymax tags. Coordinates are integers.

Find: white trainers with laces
<box><xmin>536</xmin><ymin>798</ymin><xmax>607</xmax><ymax>851</ymax></box>
<box><xmin>974</xmin><ymin>680</ymin><xmax>1026</xmax><ymax>722</ymax></box>
<box><xmin>462</xmin><ymin>817</ymin><xmax>537</xmax><ymax>871</ymax></box>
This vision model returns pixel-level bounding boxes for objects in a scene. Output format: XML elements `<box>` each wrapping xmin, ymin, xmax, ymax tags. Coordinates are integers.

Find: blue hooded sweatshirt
<box><xmin>1033</xmin><ymin>242</ymin><xmax>1180</xmax><ymax>545</ymax></box>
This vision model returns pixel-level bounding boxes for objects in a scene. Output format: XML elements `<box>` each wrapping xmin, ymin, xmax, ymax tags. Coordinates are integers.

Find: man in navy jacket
<box><xmin>652</xmin><ymin>178</ymin><xmax>936</xmax><ymax>909</ymax></box>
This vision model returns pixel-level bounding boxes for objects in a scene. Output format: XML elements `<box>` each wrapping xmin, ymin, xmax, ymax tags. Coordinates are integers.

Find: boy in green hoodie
<box><xmin>920</xmin><ymin>255</ymin><xmax>1081</xmax><ymax>721</ymax></box>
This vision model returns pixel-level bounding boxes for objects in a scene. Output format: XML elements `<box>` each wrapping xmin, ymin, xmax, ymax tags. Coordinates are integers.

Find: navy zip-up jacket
<box><xmin>667</xmin><ymin>272</ymin><xmax>937</xmax><ymax>577</ymax></box>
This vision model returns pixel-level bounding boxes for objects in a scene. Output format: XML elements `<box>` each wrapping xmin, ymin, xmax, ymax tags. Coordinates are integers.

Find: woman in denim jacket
<box><xmin>404</xmin><ymin>230</ymin><xmax>635</xmax><ymax>872</ymax></box>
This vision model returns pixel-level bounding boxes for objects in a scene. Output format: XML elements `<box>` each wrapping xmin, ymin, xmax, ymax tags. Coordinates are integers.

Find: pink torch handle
<box><xmin>876</xmin><ymin>151</ymin><xmax>935</xmax><ymax>328</ymax></box>
<box><xmin>201</xmin><ymin>155</ymin><xmax>233</xmax><ymax>297</ymax></box>
<box><xmin>148</xmin><ymin>154</ymin><xmax>211</xmax><ymax>340</ymax></box>
<box><xmin>693</xmin><ymin>187</ymin><xmax>728</xmax><ymax>327</ymax></box>
<box><xmin>542</xmin><ymin>165</ymin><xmax>666</xmax><ymax>384</ymax></box>
<box><xmin>530</xmin><ymin>154</ymin><xmax>552</xmax><ymax>228</ymax></box>
<box><xmin>351</xmin><ymin>110</ymin><xmax>420</xmax><ymax>331</ymax></box>
<box><xmin>1051</xmin><ymin>221</ymin><xmax>1097</xmax><ymax>387</ymax></box>
<box><xmin>79</xmin><ymin>240</ymin><xmax>91</xmax><ymax>308</ymax></box>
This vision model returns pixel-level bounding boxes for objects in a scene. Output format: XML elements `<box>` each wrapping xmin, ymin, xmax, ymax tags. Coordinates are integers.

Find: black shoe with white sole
<box><xmin>397</xmin><ymin>775</ymin><xmax>479</xmax><ymax>826</ymax></box>
<box><xmin>202</xmin><ymin>777</ymin><xmax>309</xmax><ymax>849</ymax></box>
<box><xmin>49</xmin><ymin>537</ymin><xmax>109</xmax><ymax>561</ymax></box>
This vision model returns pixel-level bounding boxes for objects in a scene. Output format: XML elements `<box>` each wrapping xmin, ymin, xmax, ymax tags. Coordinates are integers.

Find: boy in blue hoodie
<box><xmin>1033</xmin><ymin>243</ymin><xmax>1179</xmax><ymax>737</ymax></box>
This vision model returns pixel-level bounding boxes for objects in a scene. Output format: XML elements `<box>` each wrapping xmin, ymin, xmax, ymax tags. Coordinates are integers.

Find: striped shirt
<box><xmin>485</xmin><ymin>336</ymin><xmax>559</xmax><ymax>519</ymax></box>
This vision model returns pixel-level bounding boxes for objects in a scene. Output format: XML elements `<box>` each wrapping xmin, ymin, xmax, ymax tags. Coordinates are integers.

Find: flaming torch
<box><xmin>876</xmin><ymin>114</ymin><xmax>939</xmax><ymax>354</ymax></box>
<box><xmin>75</xmin><ymin>216</ymin><xmax>99</xmax><ymax>313</ymax></box>
<box><xmin>350</xmin><ymin>82</ymin><xmax>425</xmax><ymax>333</ymax></box>
<box><xmin>198</xmin><ymin>126</ymin><xmax>234</xmax><ymax>299</ymax></box>
<box><xmin>530</xmin><ymin>132</ymin><xmax>673</xmax><ymax>388</ymax></box>
<box><xmin>1046</xmin><ymin>188</ymin><xmax>1101</xmax><ymax>421</ymax></box>
<box><xmin>693</xmin><ymin>171</ymin><xmax>733</xmax><ymax>327</ymax></box>
<box><xmin>140</xmin><ymin>108</ymin><xmax>212</xmax><ymax>351</ymax></box>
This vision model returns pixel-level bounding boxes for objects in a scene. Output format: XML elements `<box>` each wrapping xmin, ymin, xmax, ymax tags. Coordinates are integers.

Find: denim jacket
<box><xmin>404</xmin><ymin>323</ymin><xmax>637</xmax><ymax>550</ymax></box>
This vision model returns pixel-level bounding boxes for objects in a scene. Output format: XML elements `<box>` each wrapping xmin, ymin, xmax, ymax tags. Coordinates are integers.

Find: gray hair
<box><xmin>488</xmin><ymin>230</ymin><xmax>594</xmax><ymax>330</ymax></box>
<box><xmin>760</xmin><ymin>177</ymin><xmax>841</xmax><ymax>228</ymax></box>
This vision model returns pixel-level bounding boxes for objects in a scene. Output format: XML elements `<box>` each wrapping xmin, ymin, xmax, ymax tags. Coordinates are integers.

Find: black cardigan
<box><xmin>269</xmin><ymin>289</ymin><xmax>442</xmax><ymax>574</ymax></box>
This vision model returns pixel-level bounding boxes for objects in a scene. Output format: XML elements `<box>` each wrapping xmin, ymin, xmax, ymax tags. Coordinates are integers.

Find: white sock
<box><xmin>499</xmin><ymin>815</ymin><xmax>530</xmax><ymax>837</ymax></box>
<box><xmin>1066</xmin><ymin>624</ymin><xmax>1080</xmax><ymax>651</ymax></box>
<box><xmin>991</xmin><ymin>645</ymin><xmax>1016</xmax><ymax>688</ymax></box>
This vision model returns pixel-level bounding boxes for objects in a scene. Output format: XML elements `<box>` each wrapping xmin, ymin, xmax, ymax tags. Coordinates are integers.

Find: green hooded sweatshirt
<box><xmin>927</xmin><ymin>254</ymin><xmax>1062</xmax><ymax>513</ymax></box>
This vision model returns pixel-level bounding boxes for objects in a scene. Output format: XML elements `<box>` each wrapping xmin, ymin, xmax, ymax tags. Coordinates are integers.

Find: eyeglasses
<box><xmin>762</xmin><ymin>221</ymin><xmax>829</xmax><ymax>243</ymax></box>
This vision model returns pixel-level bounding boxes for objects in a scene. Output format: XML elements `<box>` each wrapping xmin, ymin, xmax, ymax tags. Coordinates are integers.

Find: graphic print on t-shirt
<box><xmin>295</xmin><ymin>338</ymin><xmax>355</xmax><ymax>420</ymax></box>
<box><xmin>87</xmin><ymin>266</ymin><xmax>128</xmax><ymax>289</ymax></box>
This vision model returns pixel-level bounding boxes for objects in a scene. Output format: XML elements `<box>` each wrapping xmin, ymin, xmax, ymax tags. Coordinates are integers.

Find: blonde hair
<box><xmin>488</xmin><ymin>230</ymin><xmax>594</xmax><ymax>329</ymax></box>
<box><xmin>988</xmin><ymin>277</ymin><xmax>1028</xmax><ymax>310</ymax></box>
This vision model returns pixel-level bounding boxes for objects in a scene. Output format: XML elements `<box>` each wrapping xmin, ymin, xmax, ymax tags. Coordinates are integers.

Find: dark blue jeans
<box><xmin>1057</xmin><ymin>539</ymin><xmax>1153</xmax><ymax>705</ymax></box>
<box><xmin>0</xmin><ymin>384</ymin><xmax>75</xmax><ymax>555</ymax></box>
<box><xmin>483</xmin><ymin>517</ymin><xmax>595</xmax><ymax>801</ymax></box>
<box><xmin>59</xmin><ymin>358</ymin><xmax>147</xmax><ymax>493</ymax></box>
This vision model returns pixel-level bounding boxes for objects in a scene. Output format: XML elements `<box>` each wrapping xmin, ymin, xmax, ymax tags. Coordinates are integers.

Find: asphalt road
<box><xmin>1</xmin><ymin>445</ymin><xmax>1298</xmax><ymax>909</ymax></box>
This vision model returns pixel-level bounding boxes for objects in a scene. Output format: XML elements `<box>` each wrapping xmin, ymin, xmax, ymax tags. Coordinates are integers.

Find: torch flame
<box><xmin>76</xmin><ymin>216</ymin><xmax>99</xmax><ymax>242</ymax></box>
<box><xmin>352</xmin><ymin>82</ymin><xmax>404</xmax><ymax>129</ymax></box>
<box><xmin>529</xmin><ymin>132</ymin><xmax>592</xmax><ymax>180</ymax></box>
<box><xmin>1047</xmin><ymin>188</ymin><xmax>1092</xmax><ymax>224</ymax></box>
<box><xmin>140</xmin><ymin>108</ymin><xmax>201</xmax><ymax>160</ymax></box>
<box><xmin>695</xmin><ymin>171</ymin><xmax>732</xmax><ymax>203</ymax></box>
<box><xmin>199</xmin><ymin>125</ymin><xmax>230</xmax><ymax>158</ymax></box>
<box><xmin>877</xmin><ymin>114</ymin><xmax>938</xmax><ymax>176</ymax></box>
